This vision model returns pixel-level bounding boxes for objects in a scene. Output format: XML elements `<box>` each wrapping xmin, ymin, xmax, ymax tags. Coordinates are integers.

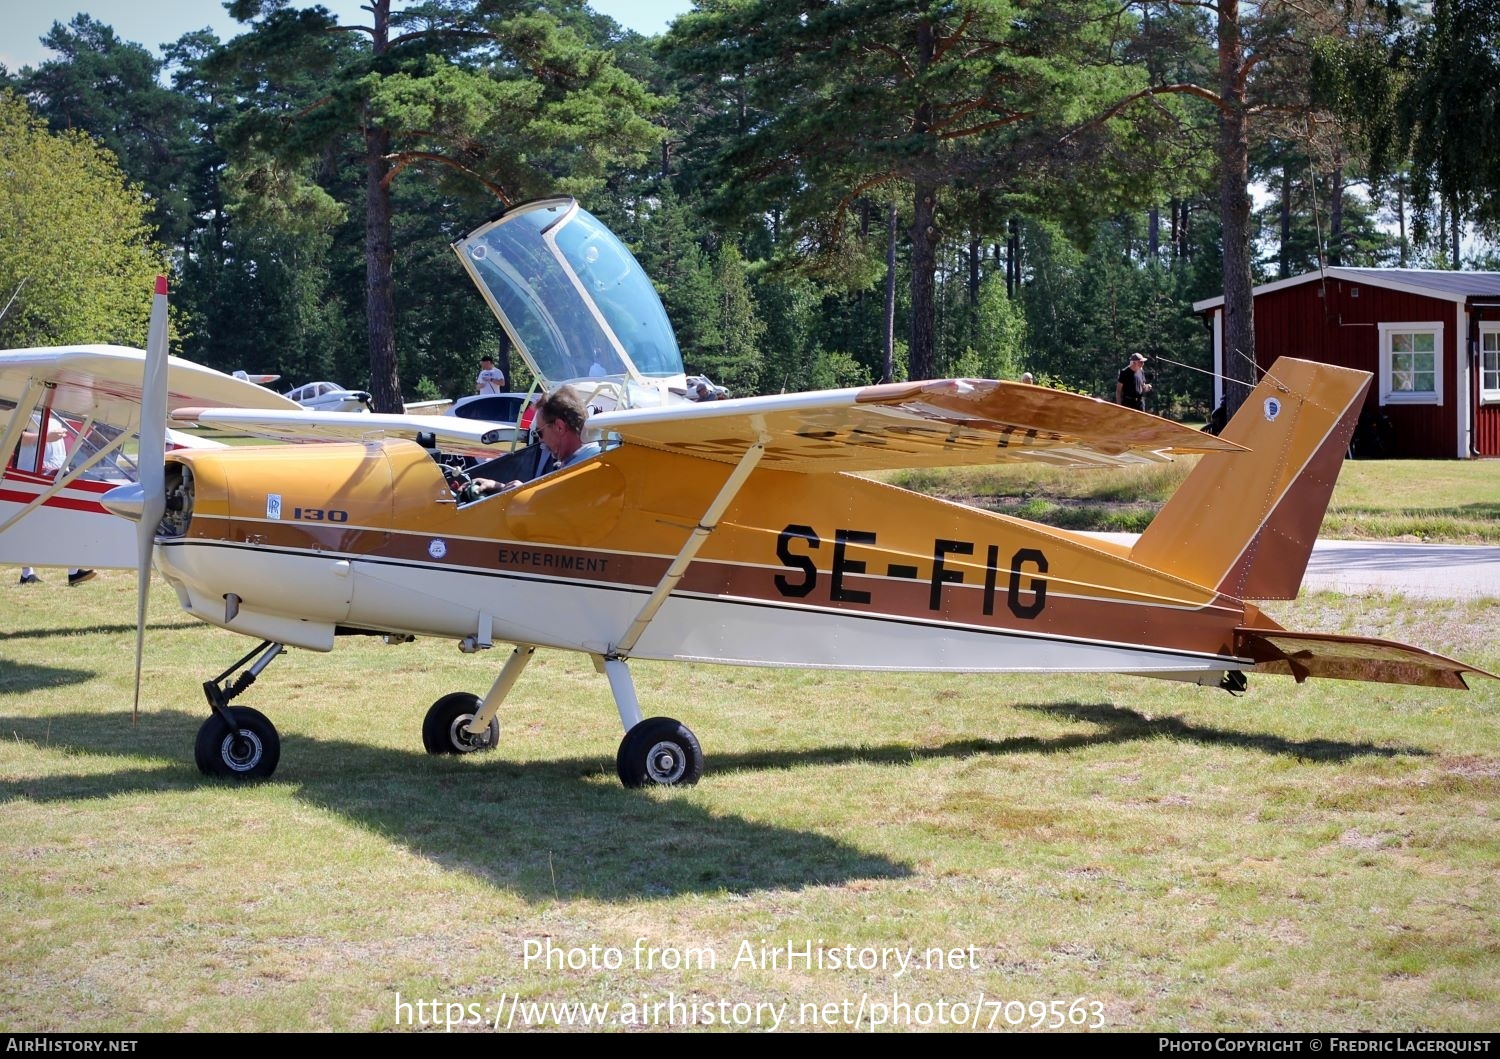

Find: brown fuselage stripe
<box><xmin>185</xmin><ymin>516</ymin><xmax>1247</xmax><ymax>658</ymax></box>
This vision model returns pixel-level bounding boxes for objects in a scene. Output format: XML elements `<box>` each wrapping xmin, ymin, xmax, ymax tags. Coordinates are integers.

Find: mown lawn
<box><xmin>2</xmin><ymin>572</ymin><xmax>1496</xmax><ymax>1031</ymax></box>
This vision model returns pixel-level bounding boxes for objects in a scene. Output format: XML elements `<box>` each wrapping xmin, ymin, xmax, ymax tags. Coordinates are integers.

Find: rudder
<box><xmin>1131</xmin><ymin>358</ymin><xmax>1369</xmax><ymax>600</ymax></box>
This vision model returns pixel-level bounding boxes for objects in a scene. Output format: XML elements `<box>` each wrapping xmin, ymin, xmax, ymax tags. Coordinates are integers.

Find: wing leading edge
<box><xmin>0</xmin><ymin>346</ymin><xmax>301</xmax><ymax>422</ymax></box>
<box><xmin>170</xmin><ymin>407</ymin><xmax>521</xmax><ymax>455</ymax></box>
<box><xmin>593</xmin><ymin>379</ymin><xmax>1244</xmax><ymax>472</ymax></box>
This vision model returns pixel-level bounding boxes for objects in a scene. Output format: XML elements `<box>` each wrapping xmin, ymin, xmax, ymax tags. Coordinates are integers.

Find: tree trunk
<box><xmin>1279</xmin><ymin>167</ymin><xmax>1292</xmax><ymax>278</ymax></box>
<box><xmin>364</xmin><ymin>125</ymin><xmax>401</xmax><ymax>413</ymax></box>
<box><xmin>908</xmin><ymin>180</ymin><xmax>938</xmax><ymax>381</ymax></box>
<box><xmin>1451</xmin><ymin>201</ymin><xmax>1461</xmax><ymax>268</ymax></box>
<box><xmin>1148</xmin><ymin>206</ymin><xmax>1160</xmax><ymax>260</ymax></box>
<box><xmin>1218</xmin><ymin>0</ymin><xmax>1256</xmax><ymax>417</ymax></box>
<box><xmin>1006</xmin><ymin>216</ymin><xmax>1020</xmax><ymax>298</ymax></box>
<box><xmin>907</xmin><ymin>18</ymin><xmax>937</xmax><ymax>382</ymax></box>
<box><xmin>497</xmin><ymin>329</ymin><xmax>512</xmax><ymax>391</ymax></box>
<box><xmin>1396</xmin><ymin>179</ymin><xmax>1408</xmax><ymax>268</ymax></box>
<box><xmin>968</xmin><ymin>233</ymin><xmax>980</xmax><ymax>305</ymax></box>
<box><xmin>1328</xmin><ymin>164</ymin><xmax>1345</xmax><ymax>267</ymax></box>
<box><xmin>883</xmin><ymin>201</ymin><xmax>896</xmax><ymax>383</ymax></box>
<box><xmin>363</xmin><ymin>1</ymin><xmax>402</xmax><ymax>414</ymax></box>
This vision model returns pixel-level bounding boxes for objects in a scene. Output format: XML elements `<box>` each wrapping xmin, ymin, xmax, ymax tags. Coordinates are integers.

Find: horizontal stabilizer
<box><xmin>1235</xmin><ymin>628</ymin><xmax>1497</xmax><ymax>690</ymax></box>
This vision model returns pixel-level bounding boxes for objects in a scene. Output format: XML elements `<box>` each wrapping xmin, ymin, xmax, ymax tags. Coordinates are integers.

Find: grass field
<box><xmin>887</xmin><ymin>459</ymin><xmax>1500</xmax><ymax>543</ymax></box>
<box><xmin>2</xmin><ymin>571</ymin><xmax>1497</xmax><ymax>1032</ymax></box>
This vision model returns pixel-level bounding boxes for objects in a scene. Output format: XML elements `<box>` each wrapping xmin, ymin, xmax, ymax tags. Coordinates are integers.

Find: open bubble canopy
<box><xmin>454</xmin><ymin>199</ymin><xmax>687</xmax><ymax>398</ymax></box>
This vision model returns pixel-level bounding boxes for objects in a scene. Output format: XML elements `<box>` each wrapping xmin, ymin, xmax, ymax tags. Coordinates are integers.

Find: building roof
<box><xmin>1193</xmin><ymin>267</ymin><xmax>1500</xmax><ymax>312</ymax></box>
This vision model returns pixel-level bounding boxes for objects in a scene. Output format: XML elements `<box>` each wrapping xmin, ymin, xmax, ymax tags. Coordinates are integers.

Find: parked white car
<box><xmin>447</xmin><ymin>392</ymin><xmax>535</xmax><ymax>428</ymax></box>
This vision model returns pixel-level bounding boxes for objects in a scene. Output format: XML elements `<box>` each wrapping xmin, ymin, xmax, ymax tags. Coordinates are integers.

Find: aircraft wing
<box><xmin>592</xmin><ymin>379</ymin><xmax>1244</xmax><ymax>472</ymax></box>
<box><xmin>170</xmin><ymin>407</ymin><xmax>521</xmax><ymax>454</ymax></box>
<box><xmin>1</xmin><ymin>345</ymin><xmax>300</xmax><ymax>421</ymax></box>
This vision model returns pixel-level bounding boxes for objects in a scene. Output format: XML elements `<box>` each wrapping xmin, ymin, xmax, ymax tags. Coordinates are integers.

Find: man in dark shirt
<box><xmin>1115</xmin><ymin>353</ymin><xmax>1152</xmax><ymax>410</ymax></box>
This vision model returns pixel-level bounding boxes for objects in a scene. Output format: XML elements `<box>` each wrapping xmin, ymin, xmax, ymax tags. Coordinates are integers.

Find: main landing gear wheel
<box><xmin>422</xmin><ymin>692</ymin><xmax>499</xmax><ymax>755</ymax></box>
<box><xmin>194</xmin><ymin>706</ymin><xmax>281</xmax><ymax>780</ymax></box>
<box><xmin>616</xmin><ymin>716</ymin><xmax>703</xmax><ymax>789</ymax></box>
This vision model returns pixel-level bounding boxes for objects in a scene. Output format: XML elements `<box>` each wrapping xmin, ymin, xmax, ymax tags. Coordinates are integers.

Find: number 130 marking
<box><xmin>293</xmin><ymin>507</ymin><xmax>349</xmax><ymax>523</ymax></box>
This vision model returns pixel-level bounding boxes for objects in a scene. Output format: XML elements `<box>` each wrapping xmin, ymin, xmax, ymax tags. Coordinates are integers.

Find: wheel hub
<box><xmin>644</xmin><ymin>741</ymin><xmax>686</xmax><ymax>784</ymax></box>
<box><xmin>448</xmin><ymin>715</ymin><xmax>492</xmax><ymax>752</ymax></box>
<box><xmin>220</xmin><ymin>730</ymin><xmax>263</xmax><ymax>771</ymax></box>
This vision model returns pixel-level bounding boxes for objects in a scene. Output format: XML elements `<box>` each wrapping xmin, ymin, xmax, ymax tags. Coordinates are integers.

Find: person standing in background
<box><xmin>1115</xmin><ymin>353</ymin><xmax>1152</xmax><ymax>410</ymax></box>
<box><xmin>475</xmin><ymin>355</ymin><xmax>506</xmax><ymax>395</ymax></box>
<box><xmin>13</xmin><ymin>415</ymin><xmax>94</xmax><ymax>585</ymax></box>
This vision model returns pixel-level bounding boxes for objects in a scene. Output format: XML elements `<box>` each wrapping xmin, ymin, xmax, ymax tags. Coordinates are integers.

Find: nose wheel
<box><xmin>195</xmin><ymin>640</ymin><xmax>286</xmax><ymax>780</ymax></box>
<box><xmin>195</xmin><ymin>706</ymin><xmax>281</xmax><ymax>780</ymax></box>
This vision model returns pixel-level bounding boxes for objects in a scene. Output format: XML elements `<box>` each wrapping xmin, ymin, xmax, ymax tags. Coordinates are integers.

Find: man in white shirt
<box><xmin>475</xmin><ymin>355</ymin><xmax>506</xmax><ymax>395</ymax></box>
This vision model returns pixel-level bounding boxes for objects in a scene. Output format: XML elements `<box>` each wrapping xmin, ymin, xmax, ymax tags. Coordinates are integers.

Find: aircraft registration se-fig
<box><xmin>83</xmin><ymin>199</ymin><xmax>1495</xmax><ymax>788</ymax></box>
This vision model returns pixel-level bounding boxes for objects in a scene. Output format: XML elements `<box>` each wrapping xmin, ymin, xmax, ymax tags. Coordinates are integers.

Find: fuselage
<box><xmin>153</xmin><ymin>439</ymin><xmax>1254</xmax><ymax>680</ymax></box>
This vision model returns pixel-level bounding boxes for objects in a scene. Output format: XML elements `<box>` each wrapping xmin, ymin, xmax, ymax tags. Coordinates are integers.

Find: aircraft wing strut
<box><xmin>612</xmin><ymin>417</ymin><xmax>770</xmax><ymax>657</ymax></box>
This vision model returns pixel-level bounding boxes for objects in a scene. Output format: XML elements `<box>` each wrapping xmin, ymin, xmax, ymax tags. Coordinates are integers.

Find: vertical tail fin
<box><xmin>1131</xmin><ymin>357</ymin><xmax>1369</xmax><ymax>600</ymax></box>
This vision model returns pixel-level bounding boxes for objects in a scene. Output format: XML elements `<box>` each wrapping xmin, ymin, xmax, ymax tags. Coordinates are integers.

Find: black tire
<box><xmin>422</xmin><ymin>692</ymin><xmax>499</xmax><ymax>755</ymax></box>
<box><xmin>616</xmin><ymin>716</ymin><xmax>703</xmax><ymax>789</ymax></box>
<box><xmin>194</xmin><ymin>707</ymin><xmax>280</xmax><ymax>780</ymax></box>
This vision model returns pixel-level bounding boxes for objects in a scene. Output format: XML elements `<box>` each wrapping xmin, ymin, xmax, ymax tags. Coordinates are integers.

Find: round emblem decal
<box><xmin>1263</xmin><ymin>397</ymin><xmax>1282</xmax><ymax>422</ymax></box>
<box><xmin>428</xmin><ymin>539</ymin><xmax>448</xmax><ymax>560</ymax></box>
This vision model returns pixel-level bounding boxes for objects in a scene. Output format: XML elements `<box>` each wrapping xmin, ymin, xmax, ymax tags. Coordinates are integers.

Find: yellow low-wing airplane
<box><xmin>104</xmin><ymin>199</ymin><xmax>1492</xmax><ymax>788</ymax></box>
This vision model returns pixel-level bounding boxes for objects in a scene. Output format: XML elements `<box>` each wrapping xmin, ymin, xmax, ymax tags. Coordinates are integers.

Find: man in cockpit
<box><xmin>462</xmin><ymin>386</ymin><xmax>600</xmax><ymax>498</ymax></box>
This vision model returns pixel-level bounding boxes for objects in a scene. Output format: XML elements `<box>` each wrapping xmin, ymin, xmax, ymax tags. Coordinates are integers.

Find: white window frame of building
<box><xmin>1378</xmin><ymin>322</ymin><xmax>1444</xmax><ymax>405</ymax></box>
<box><xmin>1481</xmin><ymin>323</ymin><xmax>1500</xmax><ymax>404</ymax></box>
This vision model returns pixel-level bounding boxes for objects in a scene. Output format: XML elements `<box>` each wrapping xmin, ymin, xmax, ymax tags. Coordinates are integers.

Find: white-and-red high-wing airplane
<box><xmin>101</xmin><ymin>200</ymin><xmax>1492</xmax><ymax>789</ymax></box>
<box><xmin>0</xmin><ymin>345</ymin><xmax>304</xmax><ymax>571</ymax></box>
<box><xmin>4</xmin><ymin>347</ymin><xmax>527</xmax><ymax>572</ymax></box>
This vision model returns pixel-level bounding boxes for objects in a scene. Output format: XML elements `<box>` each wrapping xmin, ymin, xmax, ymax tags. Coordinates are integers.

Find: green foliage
<box><xmin>1319</xmin><ymin>0</ymin><xmax>1500</xmax><ymax>242</ymax></box>
<box><xmin>972</xmin><ymin>273</ymin><xmax>1028</xmax><ymax>380</ymax></box>
<box><xmin>1401</xmin><ymin>0</ymin><xmax>1500</xmax><ymax>238</ymax></box>
<box><xmin>0</xmin><ymin>92</ymin><xmax>168</xmax><ymax>349</ymax></box>
<box><xmin>754</xmin><ymin>272</ymin><xmax>825</xmax><ymax>394</ymax></box>
<box><xmin>178</xmin><ymin>158</ymin><xmax>352</xmax><ymax>383</ymax></box>
<box><xmin>12</xmin><ymin>16</ymin><xmax>194</xmax><ymax>245</ymax></box>
<box><xmin>667</xmin><ymin>0</ymin><xmax>1157</xmax><ymax>380</ymax></box>
<box><xmin>208</xmin><ymin>0</ymin><xmax>665</xmax><ymax>409</ymax></box>
<box><xmin>806</xmin><ymin>348</ymin><xmax>869</xmax><ymax>390</ymax></box>
<box><xmin>699</xmin><ymin>243</ymin><xmax>765</xmax><ymax>394</ymax></box>
<box><xmin>1018</xmin><ymin>215</ymin><xmax>1215</xmax><ymax>414</ymax></box>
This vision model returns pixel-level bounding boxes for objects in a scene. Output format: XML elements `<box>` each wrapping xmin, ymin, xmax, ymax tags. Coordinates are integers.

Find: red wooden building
<box><xmin>1195</xmin><ymin>268</ymin><xmax>1500</xmax><ymax>458</ymax></box>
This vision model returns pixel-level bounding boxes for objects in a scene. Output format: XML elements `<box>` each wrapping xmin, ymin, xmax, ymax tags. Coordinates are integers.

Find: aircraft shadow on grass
<box><xmin>0</xmin><ymin>659</ymin><xmax>97</xmax><ymax>693</ymax></box>
<box><xmin>0</xmin><ymin>620</ymin><xmax>201</xmax><ymax>644</ymax></box>
<box><xmin>0</xmin><ymin>701</ymin><xmax>1427</xmax><ymax>899</ymax></box>
<box><xmin>0</xmin><ymin>709</ymin><xmax>910</xmax><ymax>901</ymax></box>
<box><xmin>1015</xmin><ymin>702</ymin><xmax>1428</xmax><ymax>763</ymax></box>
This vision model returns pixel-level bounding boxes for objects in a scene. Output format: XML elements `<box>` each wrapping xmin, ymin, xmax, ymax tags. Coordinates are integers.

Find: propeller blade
<box><xmin>133</xmin><ymin>275</ymin><xmax>170</xmax><ymax>723</ymax></box>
